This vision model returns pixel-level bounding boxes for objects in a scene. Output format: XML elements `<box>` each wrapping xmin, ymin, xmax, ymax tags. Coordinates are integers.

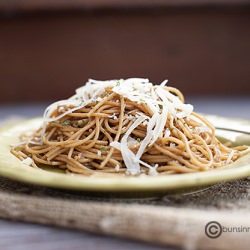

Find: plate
<box><xmin>0</xmin><ymin>116</ymin><xmax>250</xmax><ymax>194</ymax></box>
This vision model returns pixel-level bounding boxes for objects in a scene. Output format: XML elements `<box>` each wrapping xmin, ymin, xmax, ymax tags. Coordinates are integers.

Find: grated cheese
<box><xmin>164</xmin><ymin>128</ymin><xmax>171</xmax><ymax>138</ymax></box>
<box><xmin>115</xmin><ymin>165</ymin><xmax>120</xmax><ymax>172</ymax></box>
<box><xmin>197</xmin><ymin>126</ymin><xmax>211</xmax><ymax>134</ymax></box>
<box><xmin>226</xmin><ymin>150</ymin><xmax>234</xmax><ymax>165</ymax></box>
<box><xmin>40</xmin><ymin>78</ymin><xmax>194</xmax><ymax>175</ymax></box>
<box><xmin>109</xmin><ymin>113</ymin><xmax>118</xmax><ymax>120</ymax></box>
<box><xmin>21</xmin><ymin>157</ymin><xmax>33</xmax><ymax>166</ymax></box>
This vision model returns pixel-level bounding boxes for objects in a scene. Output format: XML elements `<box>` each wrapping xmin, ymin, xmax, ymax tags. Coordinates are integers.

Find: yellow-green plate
<box><xmin>0</xmin><ymin>116</ymin><xmax>250</xmax><ymax>193</ymax></box>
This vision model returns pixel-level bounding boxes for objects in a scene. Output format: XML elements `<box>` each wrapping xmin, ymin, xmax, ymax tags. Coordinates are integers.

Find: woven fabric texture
<box><xmin>0</xmin><ymin>176</ymin><xmax>250</xmax><ymax>250</ymax></box>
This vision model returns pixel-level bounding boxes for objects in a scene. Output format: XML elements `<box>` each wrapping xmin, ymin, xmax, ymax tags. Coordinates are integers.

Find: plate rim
<box><xmin>0</xmin><ymin>116</ymin><xmax>250</xmax><ymax>192</ymax></box>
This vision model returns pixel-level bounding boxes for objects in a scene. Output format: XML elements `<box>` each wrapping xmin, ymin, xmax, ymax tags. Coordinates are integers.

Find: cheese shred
<box><xmin>11</xmin><ymin>78</ymin><xmax>250</xmax><ymax>176</ymax></box>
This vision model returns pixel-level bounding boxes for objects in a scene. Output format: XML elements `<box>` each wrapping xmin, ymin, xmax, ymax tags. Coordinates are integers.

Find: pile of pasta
<box><xmin>11</xmin><ymin>78</ymin><xmax>249</xmax><ymax>176</ymax></box>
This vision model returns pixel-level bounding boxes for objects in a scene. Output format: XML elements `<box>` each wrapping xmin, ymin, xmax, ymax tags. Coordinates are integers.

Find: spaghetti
<box><xmin>11</xmin><ymin>78</ymin><xmax>250</xmax><ymax>176</ymax></box>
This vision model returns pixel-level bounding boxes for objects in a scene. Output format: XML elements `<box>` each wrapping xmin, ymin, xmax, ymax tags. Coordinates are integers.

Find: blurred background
<box><xmin>0</xmin><ymin>0</ymin><xmax>250</xmax><ymax>118</ymax></box>
<box><xmin>0</xmin><ymin>1</ymin><xmax>250</xmax><ymax>246</ymax></box>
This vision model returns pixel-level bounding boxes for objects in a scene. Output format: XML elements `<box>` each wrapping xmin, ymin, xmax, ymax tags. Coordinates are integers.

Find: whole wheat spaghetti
<box><xmin>11</xmin><ymin>78</ymin><xmax>250</xmax><ymax>176</ymax></box>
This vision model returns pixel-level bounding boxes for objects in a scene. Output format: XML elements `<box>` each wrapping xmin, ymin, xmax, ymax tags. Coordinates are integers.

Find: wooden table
<box><xmin>0</xmin><ymin>1</ymin><xmax>250</xmax><ymax>103</ymax></box>
<box><xmin>0</xmin><ymin>219</ymin><xmax>171</xmax><ymax>250</ymax></box>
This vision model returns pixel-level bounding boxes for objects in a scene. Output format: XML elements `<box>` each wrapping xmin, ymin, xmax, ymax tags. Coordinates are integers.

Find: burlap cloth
<box><xmin>0</xmin><ymin>118</ymin><xmax>250</xmax><ymax>250</ymax></box>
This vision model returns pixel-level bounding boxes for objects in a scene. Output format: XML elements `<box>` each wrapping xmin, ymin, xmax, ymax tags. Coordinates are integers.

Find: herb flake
<box><xmin>61</xmin><ymin>120</ymin><xmax>71</xmax><ymax>126</ymax></box>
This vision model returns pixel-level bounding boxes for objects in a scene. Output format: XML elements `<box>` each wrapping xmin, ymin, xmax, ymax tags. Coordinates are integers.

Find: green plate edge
<box><xmin>0</xmin><ymin>116</ymin><xmax>249</xmax><ymax>193</ymax></box>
